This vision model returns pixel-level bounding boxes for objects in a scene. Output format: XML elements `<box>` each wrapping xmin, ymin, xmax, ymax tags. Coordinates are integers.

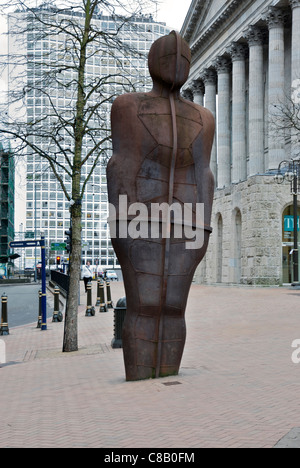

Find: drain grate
<box><xmin>163</xmin><ymin>381</ymin><xmax>182</xmax><ymax>386</ymax></box>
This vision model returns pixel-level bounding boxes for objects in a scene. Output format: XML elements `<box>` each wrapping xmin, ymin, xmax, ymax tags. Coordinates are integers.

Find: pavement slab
<box><xmin>0</xmin><ymin>281</ymin><xmax>300</xmax><ymax>448</ymax></box>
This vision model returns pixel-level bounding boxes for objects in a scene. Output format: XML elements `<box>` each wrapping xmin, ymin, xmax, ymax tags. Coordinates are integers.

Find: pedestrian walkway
<box><xmin>0</xmin><ymin>281</ymin><xmax>300</xmax><ymax>448</ymax></box>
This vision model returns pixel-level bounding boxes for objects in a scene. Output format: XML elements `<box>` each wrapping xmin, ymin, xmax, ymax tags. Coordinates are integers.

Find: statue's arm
<box><xmin>110</xmin><ymin>94</ymin><xmax>139</xmax><ymax>159</ymax></box>
<box><xmin>108</xmin><ymin>94</ymin><xmax>141</xmax><ymax>204</ymax></box>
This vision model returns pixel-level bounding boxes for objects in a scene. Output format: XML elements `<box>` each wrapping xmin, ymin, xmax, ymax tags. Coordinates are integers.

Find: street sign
<box><xmin>51</xmin><ymin>242</ymin><xmax>66</xmax><ymax>251</ymax></box>
<box><xmin>284</xmin><ymin>216</ymin><xmax>300</xmax><ymax>232</ymax></box>
<box><xmin>9</xmin><ymin>238</ymin><xmax>47</xmax><ymax>331</ymax></box>
<box><xmin>25</xmin><ymin>231</ymin><xmax>34</xmax><ymax>239</ymax></box>
<box><xmin>9</xmin><ymin>240</ymin><xmax>41</xmax><ymax>248</ymax></box>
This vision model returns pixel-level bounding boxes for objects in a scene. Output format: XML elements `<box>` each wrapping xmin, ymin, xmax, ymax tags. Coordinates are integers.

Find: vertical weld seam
<box><xmin>156</xmin><ymin>92</ymin><xmax>178</xmax><ymax>378</ymax></box>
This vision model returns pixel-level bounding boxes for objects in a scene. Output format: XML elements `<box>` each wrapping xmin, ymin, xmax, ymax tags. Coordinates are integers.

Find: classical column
<box><xmin>265</xmin><ymin>7</ymin><xmax>287</xmax><ymax>170</ymax></box>
<box><xmin>290</xmin><ymin>0</ymin><xmax>300</xmax><ymax>83</ymax></box>
<box><xmin>245</xmin><ymin>25</ymin><xmax>265</xmax><ymax>176</ymax></box>
<box><xmin>200</xmin><ymin>68</ymin><xmax>217</xmax><ymax>185</ymax></box>
<box><xmin>229</xmin><ymin>42</ymin><xmax>247</xmax><ymax>183</ymax></box>
<box><xmin>192</xmin><ymin>79</ymin><xmax>204</xmax><ymax>106</ymax></box>
<box><xmin>182</xmin><ymin>89</ymin><xmax>193</xmax><ymax>102</ymax></box>
<box><xmin>290</xmin><ymin>0</ymin><xmax>300</xmax><ymax>158</ymax></box>
<box><xmin>214</xmin><ymin>56</ymin><xmax>231</xmax><ymax>188</ymax></box>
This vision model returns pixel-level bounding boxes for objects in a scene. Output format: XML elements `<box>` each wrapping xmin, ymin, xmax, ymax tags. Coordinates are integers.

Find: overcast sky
<box><xmin>156</xmin><ymin>0</ymin><xmax>191</xmax><ymax>30</ymax></box>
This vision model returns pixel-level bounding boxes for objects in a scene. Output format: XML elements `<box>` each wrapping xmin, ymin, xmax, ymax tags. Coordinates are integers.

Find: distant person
<box><xmin>82</xmin><ymin>261</ymin><xmax>93</xmax><ymax>293</ymax></box>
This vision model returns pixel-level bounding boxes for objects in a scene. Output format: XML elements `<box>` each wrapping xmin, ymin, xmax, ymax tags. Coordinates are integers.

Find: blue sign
<box><xmin>9</xmin><ymin>238</ymin><xmax>47</xmax><ymax>331</ymax></box>
<box><xmin>9</xmin><ymin>240</ymin><xmax>41</xmax><ymax>248</ymax></box>
<box><xmin>284</xmin><ymin>216</ymin><xmax>300</xmax><ymax>232</ymax></box>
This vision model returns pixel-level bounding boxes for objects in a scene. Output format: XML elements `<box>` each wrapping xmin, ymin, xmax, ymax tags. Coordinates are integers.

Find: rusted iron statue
<box><xmin>107</xmin><ymin>31</ymin><xmax>215</xmax><ymax>381</ymax></box>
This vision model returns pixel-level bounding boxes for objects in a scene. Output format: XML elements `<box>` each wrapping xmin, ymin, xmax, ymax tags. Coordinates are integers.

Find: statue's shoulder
<box><xmin>180</xmin><ymin>97</ymin><xmax>215</xmax><ymax>127</ymax></box>
<box><xmin>112</xmin><ymin>92</ymin><xmax>150</xmax><ymax>114</ymax></box>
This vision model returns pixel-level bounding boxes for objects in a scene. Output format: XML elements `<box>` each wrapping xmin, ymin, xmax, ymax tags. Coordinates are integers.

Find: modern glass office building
<box><xmin>0</xmin><ymin>142</ymin><xmax>14</xmax><ymax>261</ymax></box>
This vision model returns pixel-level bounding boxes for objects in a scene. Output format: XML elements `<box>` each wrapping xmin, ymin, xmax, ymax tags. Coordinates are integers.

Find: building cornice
<box><xmin>186</xmin><ymin>0</ymin><xmax>285</xmax><ymax>69</ymax></box>
<box><xmin>182</xmin><ymin>0</ymin><xmax>207</xmax><ymax>43</ymax></box>
<box><xmin>189</xmin><ymin>0</ymin><xmax>241</xmax><ymax>56</ymax></box>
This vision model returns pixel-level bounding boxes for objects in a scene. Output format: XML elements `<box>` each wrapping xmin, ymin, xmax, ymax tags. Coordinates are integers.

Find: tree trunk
<box><xmin>62</xmin><ymin>2</ymin><xmax>90</xmax><ymax>352</ymax></box>
<box><xmin>63</xmin><ymin>204</ymin><xmax>82</xmax><ymax>352</ymax></box>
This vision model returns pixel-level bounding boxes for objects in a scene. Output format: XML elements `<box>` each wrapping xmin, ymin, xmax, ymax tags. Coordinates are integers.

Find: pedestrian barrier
<box><xmin>85</xmin><ymin>282</ymin><xmax>95</xmax><ymax>317</ymax></box>
<box><xmin>0</xmin><ymin>293</ymin><xmax>9</xmax><ymax>336</ymax></box>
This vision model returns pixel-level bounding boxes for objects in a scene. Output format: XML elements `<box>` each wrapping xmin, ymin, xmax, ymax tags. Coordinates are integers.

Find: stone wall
<box><xmin>194</xmin><ymin>175</ymin><xmax>294</xmax><ymax>286</ymax></box>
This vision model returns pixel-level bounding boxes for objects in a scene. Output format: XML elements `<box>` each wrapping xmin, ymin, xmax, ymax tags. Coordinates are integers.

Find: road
<box><xmin>0</xmin><ymin>284</ymin><xmax>53</xmax><ymax>328</ymax></box>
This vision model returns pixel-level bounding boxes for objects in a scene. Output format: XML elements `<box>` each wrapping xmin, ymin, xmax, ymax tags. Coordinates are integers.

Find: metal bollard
<box><xmin>37</xmin><ymin>289</ymin><xmax>42</xmax><ymax>329</ymax></box>
<box><xmin>99</xmin><ymin>279</ymin><xmax>107</xmax><ymax>313</ymax></box>
<box><xmin>52</xmin><ymin>286</ymin><xmax>63</xmax><ymax>323</ymax></box>
<box><xmin>85</xmin><ymin>282</ymin><xmax>95</xmax><ymax>317</ymax></box>
<box><xmin>0</xmin><ymin>293</ymin><xmax>9</xmax><ymax>336</ymax></box>
<box><xmin>95</xmin><ymin>279</ymin><xmax>101</xmax><ymax>307</ymax></box>
<box><xmin>106</xmin><ymin>280</ymin><xmax>113</xmax><ymax>309</ymax></box>
<box><xmin>111</xmin><ymin>297</ymin><xmax>127</xmax><ymax>349</ymax></box>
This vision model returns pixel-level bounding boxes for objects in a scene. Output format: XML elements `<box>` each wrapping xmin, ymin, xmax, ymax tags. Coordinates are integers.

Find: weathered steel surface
<box><xmin>107</xmin><ymin>32</ymin><xmax>215</xmax><ymax>381</ymax></box>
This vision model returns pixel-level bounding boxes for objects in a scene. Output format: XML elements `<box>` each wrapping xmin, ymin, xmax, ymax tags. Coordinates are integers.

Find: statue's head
<box><xmin>148</xmin><ymin>31</ymin><xmax>191</xmax><ymax>91</ymax></box>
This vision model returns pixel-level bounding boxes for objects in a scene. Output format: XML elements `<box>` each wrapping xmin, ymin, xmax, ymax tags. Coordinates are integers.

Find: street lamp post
<box><xmin>274</xmin><ymin>158</ymin><xmax>300</xmax><ymax>286</ymax></box>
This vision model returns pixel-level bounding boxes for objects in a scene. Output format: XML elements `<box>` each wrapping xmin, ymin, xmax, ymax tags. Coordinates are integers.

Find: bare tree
<box><xmin>0</xmin><ymin>0</ymin><xmax>158</xmax><ymax>351</ymax></box>
<box><xmin>269</xmin><ymin>79</ymin><xmax>300</xmax><ymax>159</ymax></box>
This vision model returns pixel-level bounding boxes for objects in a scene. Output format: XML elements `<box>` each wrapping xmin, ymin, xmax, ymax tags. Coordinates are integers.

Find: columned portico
<box><xmin>200</xmin><ymin>69</ymin><xmax>217</xmax><ymax>184</ymax></box>
<box><xmin>192</xmin><ymin>79</ymin><xmax>204</xmax><ymax>106</ymax></box>
<box><xmin>229</xmin><ymin>42</ymin><xmax>247</xmax><ymax>183</ymax></box>
<box><xmin>265</xmin><ymin>6</ymin><xmax>287</xmax><ymax>170</ymax></box>
<box><xmin>290</xmin><ymin>0</ymin><xmax>300</xmax><ymax>82</ymax></box>
<box><xmin>182</xmin><ymin>0</ymin><xmax>299</xmax><ymax>286</ymax></box>
<box><xmin>214</xmin><ymin>57</ymin><xmax>231</xmax><ymax>188</ymax></box>
<box><xmin>290</xmin><ymin>0</ymin><xmax>300</xmax><ymax>157</ymax></box>
<box><xmin>245</xmin><ymin>25</ymin><xmax>265</xmax><ymax>176</ymax></box>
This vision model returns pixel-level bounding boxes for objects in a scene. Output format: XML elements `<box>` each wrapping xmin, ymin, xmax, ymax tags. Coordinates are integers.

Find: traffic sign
<box><xmin>9</xmin><ymin>240</ymin><xmax>41</xmax><ymax>248</ymax></box>
<box><xmin>51</xmin><ymin>242</ymin><xmax>66</xmax><ymax>251</ymax></box>
<box><xmin>9</xmin><ymin>237</ymin><xmax>47</xmax><ymax>331</ymax></box>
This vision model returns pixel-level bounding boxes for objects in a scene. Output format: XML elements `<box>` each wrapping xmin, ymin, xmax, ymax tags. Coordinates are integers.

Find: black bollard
<box><xmin>106</xmin><ymin>280</ymin><xmax>113</xmax><ymax>309</ymax></box>
<box><xmin>95</xmin><ymin>279</ymin><xmax>101</xmax><ymax>307</ymax></box>
<box><xmin>111</xmin><ymin>297</ymin><xmax>127</xmax><ymax>349</ymax></box>
<box><xmin>37</xmin><ymin>289</ymin><xmax>42</xmax><ymax>329</ymax></box>
<box><xmin>99</xmin><ymin>279</ymin><xmax>107</xmax><ymax>313</ymax></box>
<box><xmin>0</xmin><ymin>293</ymin><xmax>9</xmax><ymax>336</ymax></box>
<box><xmin>52</xmin><ymin>286</ymin><xmax>63</xmax><ymax>322</ymax></box>
<box><xmin>85</xmin><ymin>282</ymin><xmax>95</xmax><ymax>317</ymax></box>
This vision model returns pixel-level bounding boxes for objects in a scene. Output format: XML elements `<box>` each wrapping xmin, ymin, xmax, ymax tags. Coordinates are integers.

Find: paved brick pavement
<box><xmin>0</xmin><ymin>281</ymin><xmax>300</xmax><ymax>448</ymax></box>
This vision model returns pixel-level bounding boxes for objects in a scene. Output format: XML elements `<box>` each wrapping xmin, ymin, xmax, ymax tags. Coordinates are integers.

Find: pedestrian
<box><xmin>82</xmin><ymin>261</ymin><xmax>93</xmax><ymax>293</ymax></box>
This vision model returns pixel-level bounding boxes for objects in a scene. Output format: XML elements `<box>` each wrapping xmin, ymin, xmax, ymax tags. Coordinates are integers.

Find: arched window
<box><xmin>234</xmin><ymin>209</ymin><xmax>242</xmax><ymax>284</ymax></box>
<box><xmin>216</xmin><ymin>213</ymin><xmax>223</xmax><ymax>283</ymax></box>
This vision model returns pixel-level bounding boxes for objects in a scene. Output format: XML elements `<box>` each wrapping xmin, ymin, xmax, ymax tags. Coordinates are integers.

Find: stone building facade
<box><xmin>181</xmin><ymin>0</ymin><xmax>300</xmax><ymax>285</ymax></box>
